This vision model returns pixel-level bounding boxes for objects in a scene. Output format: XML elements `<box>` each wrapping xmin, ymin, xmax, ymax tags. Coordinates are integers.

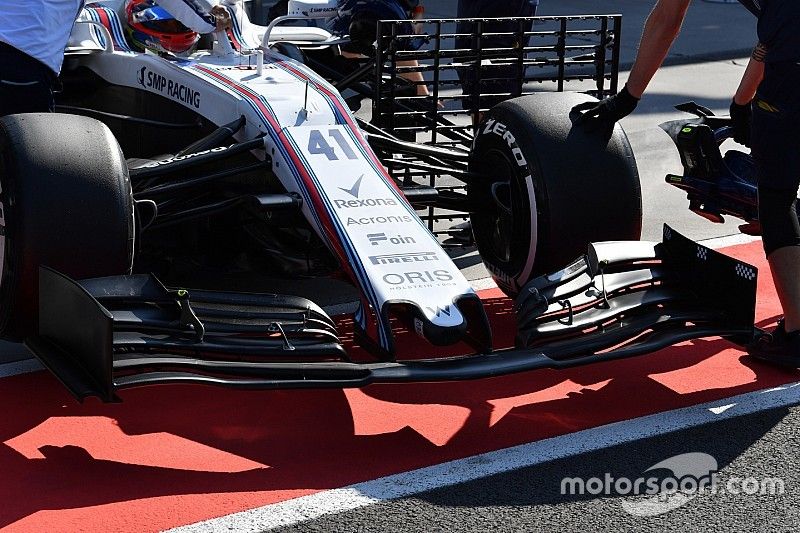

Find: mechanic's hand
<box><xmin>572</xmin><ymin>85</ymin><xmax>640</xmax><ymax>129</ymax></box>
<box><xmin>211</xmin><ymin>6</ymin><xmax>232</xmax><ymax>32</ymax></box>
<box><xmin>729</xmin><ymin>99</ymin><xmax>752</xmax><ymax>147</ymax></box>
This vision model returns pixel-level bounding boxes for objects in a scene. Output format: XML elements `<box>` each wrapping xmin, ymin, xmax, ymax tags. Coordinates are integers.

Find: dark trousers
<box><xmin>0</xmin><ymin>42</ymin><xmax>55</xmax><ymax>116</ymax></box>
<box><xmin>751</xmin><ymin>61</ymin><xmax>800</xmax><ymax>254</ymax></box>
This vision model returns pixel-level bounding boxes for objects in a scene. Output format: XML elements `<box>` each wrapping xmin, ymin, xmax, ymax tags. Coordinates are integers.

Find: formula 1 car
<box><xmin>0</xmin><ymin>0</ymin><xmax>759</xmax><ymax>401</ymax></box>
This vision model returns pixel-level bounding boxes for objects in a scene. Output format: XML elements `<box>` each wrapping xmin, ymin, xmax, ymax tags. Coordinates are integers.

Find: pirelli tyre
<box><xmin>0</xmin><ymin>113</ymin><xmax>134</xmax><ymax>340</ymax></box>
<box><xmin>468</xmin><ymin>92</ymin><xmax>642</xmax><ymax>296</ymax></box>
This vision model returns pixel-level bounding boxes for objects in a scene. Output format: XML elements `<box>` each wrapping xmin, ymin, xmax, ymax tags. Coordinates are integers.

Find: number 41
<box><xmin>308</xmin><ymin>129</ymin><xmax>357</xmax><ymax>161</ymax></box>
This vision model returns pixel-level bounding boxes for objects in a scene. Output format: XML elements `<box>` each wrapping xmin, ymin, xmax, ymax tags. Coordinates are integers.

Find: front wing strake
<box><xmin>25</xmin><ymin>226</ymin><xmax>757</xmax><ymax>402</ymax></box>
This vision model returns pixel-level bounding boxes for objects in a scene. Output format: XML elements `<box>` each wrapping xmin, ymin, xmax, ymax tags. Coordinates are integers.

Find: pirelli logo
<box><xmin>369</xmin><ymin>252</ymin><xmax>438</xmax><ymax>265</ymax></box>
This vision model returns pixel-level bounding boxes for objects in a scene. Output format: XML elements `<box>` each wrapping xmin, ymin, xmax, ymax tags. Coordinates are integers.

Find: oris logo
<box><xmin>382</xmin><ymin>270</ymin><xmax>454</xmax><ymax>286</ymax></box>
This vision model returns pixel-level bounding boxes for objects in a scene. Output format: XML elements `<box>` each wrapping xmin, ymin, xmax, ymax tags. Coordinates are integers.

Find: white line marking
<box><xmin>470</xmin><ymin>277</ymin><xmax>499</xmax><ymax>291</ymax></box>
<box><xmin>167</xmin><ymin>382</ymin><xmax>800</xmax><ymax>533</ymax></box>
<box><xmin>0</xmin><ymin>357</ymin><xmax>43</xmax><ymax>378</ymax></box>
<box><xmin>700</xmin><ymin>232</ymin><xmax>760</xmax><ymax>249</ymax></box>
<box><xmin>708</xmin><ymin>403</ymin><xmax>736</xmax><ymax>414</ymax></box>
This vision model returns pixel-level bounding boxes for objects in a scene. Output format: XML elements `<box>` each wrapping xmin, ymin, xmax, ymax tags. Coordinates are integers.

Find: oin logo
<box><xmin>367</xmin><ymin>233</ymin><xmax>416</xmax><ymax>246</ymax></box>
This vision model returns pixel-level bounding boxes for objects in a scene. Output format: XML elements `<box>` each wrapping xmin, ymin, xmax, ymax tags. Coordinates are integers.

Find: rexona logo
<box><xmin>335</xmin><ymin>175</ymin><xmax>397</xmax><ymax>209</ymax></box>
<box><xmin>369</xmin><ymin>252</ymin><xmax>438</xmax><ymax>265</ymax></box>
<box><xmin>367</xmin><ymin>233</ymin><xmax>416</xmax><ymax>246</ymax></box>
<box><xmin>137</xmin><ymin>66</ymin><xmax>201</xmax><ymax>108</ymax></box>
<box><xmin>382</xmin><ymin>270</ymin><xmax>454</xmax><ymax>286</ymax></box>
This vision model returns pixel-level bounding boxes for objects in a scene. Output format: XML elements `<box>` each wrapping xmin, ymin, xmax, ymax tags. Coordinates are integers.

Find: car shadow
<box><xmin>0</xmin><ymin>249</ymin><xmax>793</xmax><ymax>530</ymax></box>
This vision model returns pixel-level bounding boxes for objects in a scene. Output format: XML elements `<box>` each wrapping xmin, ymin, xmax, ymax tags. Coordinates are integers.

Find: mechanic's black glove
<box><xmin>729</xmin><ymin>99</ymin><xmax>752</xmax><ymax>147</ymax></box>
<box><xmin>573</xmin><ymin>85</ymin><xmax>640</xmax><ymax>128</ymax></box>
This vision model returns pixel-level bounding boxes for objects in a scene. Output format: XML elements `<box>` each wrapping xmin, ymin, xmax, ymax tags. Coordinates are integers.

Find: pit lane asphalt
<box><xmin>274</xmin><ymin>405</ymin><xmax>800</xmax><ymax>532</ymax></box>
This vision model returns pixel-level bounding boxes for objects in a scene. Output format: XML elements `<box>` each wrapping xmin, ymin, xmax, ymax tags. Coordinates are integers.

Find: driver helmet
<box><xmin>124</xmin><ymin>0</ymin><xmax>200</xmax><ymax>54</ymax></box>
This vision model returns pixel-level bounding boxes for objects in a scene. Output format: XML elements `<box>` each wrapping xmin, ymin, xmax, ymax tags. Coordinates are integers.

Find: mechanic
<box><xmin>0</xmin><ymin>1</ymin><xmax>85</xmax><ymax>115</ymax></box>
<box><xmin>334</xmin><ymin>1</ymin><xmax>429</xmax><ymax>97</ymax></box>
<box><xmin>455</xmin><ymin>0</ymin><xmax>539</xmax><ymax>113</ymax></box>
<box><xmin>125</xmin><ymin>0</ymin><xmax>231</xmax><ymax>54</ymax></box>
<box><xmin>574</xmin><ymin>0</ymin><xmax>800</xmax><ymax>367</ymax></box>
<box><xmin>273</xmin><ymin>1</ymin><xmax>431</xmax><ymax>98</ymax></box>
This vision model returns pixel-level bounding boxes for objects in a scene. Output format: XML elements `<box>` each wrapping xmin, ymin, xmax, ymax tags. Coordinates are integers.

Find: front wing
<box><xmin>26</xmin><ymin>226</ymin><xmax>758</xmax><ymax>402</ymax></box>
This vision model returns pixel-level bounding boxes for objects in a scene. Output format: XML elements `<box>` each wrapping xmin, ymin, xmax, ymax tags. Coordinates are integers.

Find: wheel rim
<box><xmin>470</xmin><ymin>147</ymin><xmax>529</xmax><ymax>275</ymax></box>
<box><xmin>489</xmin><ymin>180</ymin><xmax>514</xmax><ymax>261</ymax></box>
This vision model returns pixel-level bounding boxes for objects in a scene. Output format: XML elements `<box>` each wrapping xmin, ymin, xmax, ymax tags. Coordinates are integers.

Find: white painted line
<box><xmin>168</xmin><ymin>381</ymin><xmax>800</xmax><ymax>533</ymax></box>
<box><xmin>470</xmin><ymin>277</ymin><xmax>498</xmax><ymax>292</ymax></box>
<box><xmin>708</xmin><ymin>403</ymin><xmax>736</xmax><ymax>415</ymax></box>
<box><xmin>0</xmin><ymin>357</ymin><xmax>43</xmax><ymax>379</ymax></box>
<box><xmin>700</xmin><ymin>232</ymin><xmax>760</xmax><ymax>249</ymax></box>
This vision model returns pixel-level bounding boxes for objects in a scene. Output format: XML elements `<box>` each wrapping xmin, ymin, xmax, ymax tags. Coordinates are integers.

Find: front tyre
<box><xmin>0</xmin><ymin>113</ymin><xmax>134</xmax><ymax>339</ymax></box>
<box><xmin>468</xmin><ymin>92</ymin><xmax>642</xmax><ymax>295</ymax></box>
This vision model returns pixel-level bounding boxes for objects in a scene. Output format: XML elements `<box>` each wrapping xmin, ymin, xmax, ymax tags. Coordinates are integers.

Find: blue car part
<box><xmin>662</xmin><ymin>102</ymin><xmax>761</xmax><ymax>234</ymax></box>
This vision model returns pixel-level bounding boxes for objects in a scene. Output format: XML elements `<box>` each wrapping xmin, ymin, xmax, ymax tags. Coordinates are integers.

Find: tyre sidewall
<box><xmin>469</xmin><ymin>109</ymin><xmax>544</xmax><ymax>295</ymax></box>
